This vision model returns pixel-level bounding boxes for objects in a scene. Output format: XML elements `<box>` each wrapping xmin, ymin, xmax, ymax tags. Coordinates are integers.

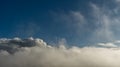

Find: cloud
<box><xmin>0</xmin><ymin>37</ymin><xmax>47</xmax><ymax>53</ymax></box>
<box><xmin>1</xmin><ymin>0</ymin><xmax>120</xmax><ymax>67</ymax></box>
<box><xmin>88</xmin><ymin>1</ymin><xmax>120</xmax><ymax>43</ymax></box>
<box><xmin>0</xmin><ymin>37</ymin><xmax>120</xmax><ymax>67</ymax></box>
<box><xmin>115</xmin><ymin>0</ymin><xmax>120</xmax><ymax>2</ymax></box>
<box><xmin>97</xmin><ymin>43</ymin><xmax>117</xmax><ymax>48</ymax></box>
<box><xmin>51</xmin><ymin>0</ymin><xmax>120</xmax><ymax>44</ymax></box>
<box><xmin>89</xmin><ymin>3</ymin><xmax>115</xmax><ymax>42</ymax></box>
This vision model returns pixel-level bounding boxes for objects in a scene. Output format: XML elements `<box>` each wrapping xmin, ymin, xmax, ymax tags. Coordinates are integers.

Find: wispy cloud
<box><xmin>51</xmin><ymin>1</ymin><xmax>120</xmax><ymax>44</ymax></box>
<box><xmin>1</xmin><ymin>0</ymin><xmax>120</xmax><ymax>67</ymax></box>
<box><xmin>89</xmin><ymin>3</ymin><xmax>115</xmax><ymax>42</ymax></box>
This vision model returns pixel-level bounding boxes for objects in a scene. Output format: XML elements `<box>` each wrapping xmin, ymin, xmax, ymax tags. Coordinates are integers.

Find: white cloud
<box><xmin>51</xmin><ymin>1</ymin><xmax>120</xmax><ymax>43</ymax></box>
<box><xmin>115</xmin><ymin>40</ymin><xmax>120</xmax><ymax>43</ymax></box>
<box><xmin>98</xmin><ymin>42</ymin><xmax>117</xmax><ymax>48</ymax></box>
<box><xmin>1</xmin><ymin>1</ymin><xmax>119</xmax><ymax>66</ymax></box>
<box><xmin>89</xmin><ymin>3</ymin><xmax>119</xmax><ymax>42</ymax></box>
<box><xmin>115</xmin><ymin>0</ymin><xmax>120</xmax><ymax>2</ymax></box>
<box><xmin>0</xmin><ymin>38</ymin><xmax>120</xmax><ymax>67</ymax></box>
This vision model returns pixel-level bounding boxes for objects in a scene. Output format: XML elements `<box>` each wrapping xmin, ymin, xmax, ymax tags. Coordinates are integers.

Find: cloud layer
<box><xmin>0</xmin><ymin>37</ymin><xmax>120</xmax><ymax>67</ymax></box>
<box><xmin>0</xmin><ymin>1</ymin><xmax>120</xmax><ymax>67</ymax></box>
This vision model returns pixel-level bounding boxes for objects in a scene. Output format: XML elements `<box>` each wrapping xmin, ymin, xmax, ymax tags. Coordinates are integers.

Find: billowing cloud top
<box><xmin>0</xmin><ymin>37</ymin><xmax>47</xmax><ymax>53</ymax></box>
<box><xmin>0</xmin><ymin>37</ymin><xmax>120</xmax><ymax>67</ymax></box>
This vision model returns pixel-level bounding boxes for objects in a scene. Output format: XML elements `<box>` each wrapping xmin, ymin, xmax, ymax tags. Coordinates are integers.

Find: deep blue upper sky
<box><xmin>0</xmin><ymin>0</ymin><xmax>118</xmax><ymax>46</ymax></box>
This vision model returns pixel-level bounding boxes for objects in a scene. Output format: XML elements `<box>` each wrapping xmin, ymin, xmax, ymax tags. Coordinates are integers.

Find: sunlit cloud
<box><xmin>0</xmin><ymin>38</ymin><xmax>120</xmax><ymax>67</ymax></box>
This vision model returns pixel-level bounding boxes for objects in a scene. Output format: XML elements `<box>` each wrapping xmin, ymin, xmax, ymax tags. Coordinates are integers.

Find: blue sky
<box><xmin>0</xmin><ymin>0</ymin><xmax>120</xmax><ymax>46</ymax></box>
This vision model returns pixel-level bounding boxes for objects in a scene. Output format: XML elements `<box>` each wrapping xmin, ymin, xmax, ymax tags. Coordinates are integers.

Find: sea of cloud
<box><xmin>0</xmin><ymin>0</ymin><xmax>120</xmax><ymax>67</ymax></box>
<box><xmin>0</xmin><ymin>37</ymin><xmax>120</xmax><ymax>67</ymax></box>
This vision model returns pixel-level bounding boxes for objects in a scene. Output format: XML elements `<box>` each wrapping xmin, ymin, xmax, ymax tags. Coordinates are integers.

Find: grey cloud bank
<box><xmin>0</xmin><ymin>38</ymin><xmax>120</xmax><ymax>67</ymax></box>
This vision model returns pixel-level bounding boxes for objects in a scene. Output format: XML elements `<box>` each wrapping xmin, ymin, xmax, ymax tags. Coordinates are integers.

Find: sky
<box><xmin>0</xmin><ymin>0</ymin><xmax>120</xmax><ymax>46</ymax></box>
<box><xmin>1</xmin><ymin>0</ymin><xmax>120</xmax><ymax>67</ymax></box>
